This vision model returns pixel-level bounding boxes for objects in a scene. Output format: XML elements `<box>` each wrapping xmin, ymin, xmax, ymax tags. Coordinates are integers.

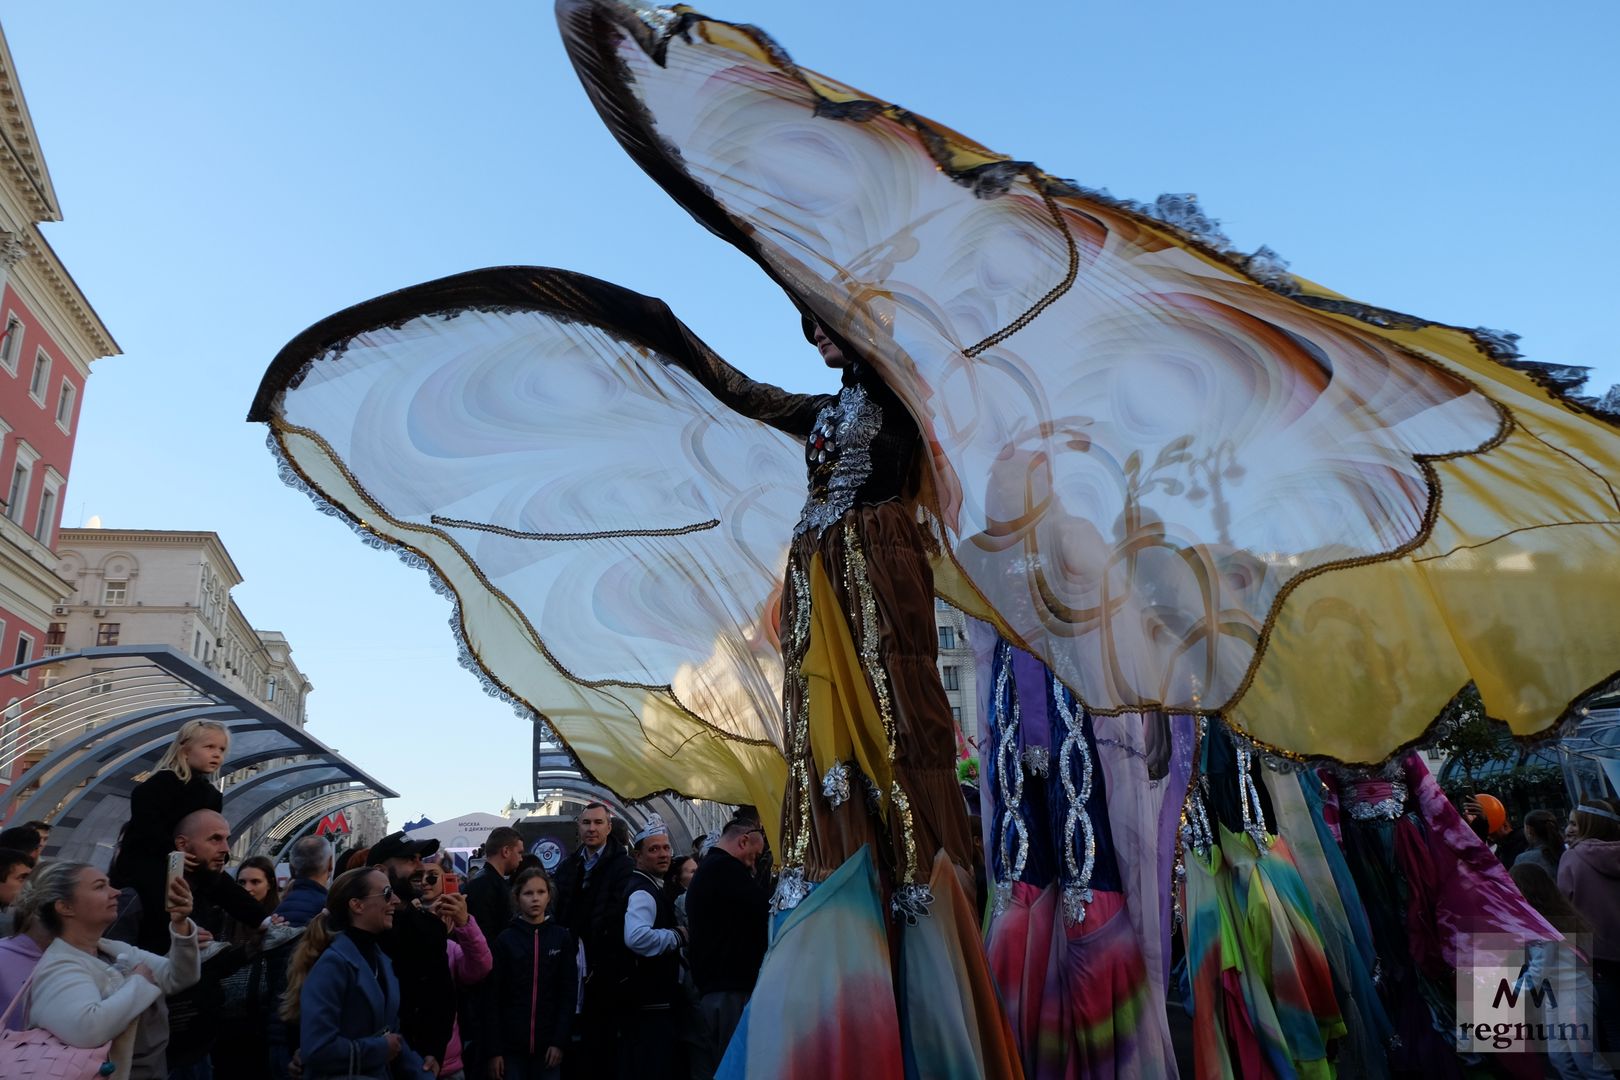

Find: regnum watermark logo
<box><xmin>1456</xmin><ymin>933</ymin><xmax>1596</xmax><ymax>1056</ymax></box>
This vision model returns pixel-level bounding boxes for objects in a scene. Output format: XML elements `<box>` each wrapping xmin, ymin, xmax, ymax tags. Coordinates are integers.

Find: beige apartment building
<box><xmin>50</xmin><ymin>529</ymin><xmax>310</xmax><ymax>724</ymax></box>
<box><xmin>42</xmin><ymin>528</ymin><xmax>385</xmax><ymax>852</ymax></box>
<box><xmin>935</xmin><ymin>598</ymin><xmax>979</xmax><ymax>749</ymax></box>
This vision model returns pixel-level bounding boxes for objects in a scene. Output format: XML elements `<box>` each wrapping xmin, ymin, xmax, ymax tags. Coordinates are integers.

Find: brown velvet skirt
<box><xmin>777</xmin><ymin>500</ymin><xmax>975</xmax><ymax>897</ymax></box>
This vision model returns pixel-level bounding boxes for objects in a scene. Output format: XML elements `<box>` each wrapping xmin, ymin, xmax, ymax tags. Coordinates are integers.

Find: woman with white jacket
<box><xmin>17</xmin><ymin>860</ymin><xmax>201</xmax><ymax>1080</ymax></box>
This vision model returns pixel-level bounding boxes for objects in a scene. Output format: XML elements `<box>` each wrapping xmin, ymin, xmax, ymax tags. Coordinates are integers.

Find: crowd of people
<box><xmin>0</xmin><ymin>717</ymin><xmax>1615</xmax><ymax>1078</ymax></box>
<box><xmin>0</xmin><ymin>719</ymin><xmax>772</xmax><ymax>1080</ymax></box>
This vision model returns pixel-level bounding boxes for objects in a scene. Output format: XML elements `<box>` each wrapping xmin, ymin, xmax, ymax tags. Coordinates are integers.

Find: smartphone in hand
<box><xmin>166</xmin><ymin>850</ymin><xmax>186</xmax><ymax>892</ymax></box>
<box><xmin>442</xmin><ymin>873</ymin><xmax>459</xmax><ymax>895</ymax></box>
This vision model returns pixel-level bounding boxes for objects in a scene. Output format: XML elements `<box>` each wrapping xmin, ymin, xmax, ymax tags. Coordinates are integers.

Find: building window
<box><xmin>266</xmin><ymin>676</ymin><xmax>277</xmax><ymax>703</ymax></box>
<box><xmin>951</xmin><ymin>706</ymin><xmax>962</xmax><ymax>724</ymax></box>
<box><xmin>97</xmin><ymin>622</ymin><xmax>120</xmax><ymax>646</ymax></box>
<box><xmin>941</xmin><ymin>664</ymin><xmax>960</xmax><ymax>691</ymax></box>
<box><xmin>103</xmin><ymin>579</ymin><xmax>128</xmax><ymax>605</ymax></box>
<box><xmin>938</xmin><ymin>625</ymin><xmax>956</xmax><ymax>650</ymax></box>
<box><xmin>6</xmin><ymin>462</ymin><xmax>28</xmax><ymax>525</ymax></box>
<box><xmin>33</xmin><ymin>484</ymin><xmax>57</xmax><ymax>544</ymax></box>
<box><xmin>55</xmin><ymin>380</ymin><xmax>75</xmax><ymax>432</ymax></box>
<box><xmin>194</xmin><ymin>631</ymin><xmax>202</xmax><ymax>656</ymax></box>
<box><xmin>45</xmin><ymin>622</ymin><xmax>64</xmax><ymax>646</ymax></box>
<box><xmin>0</xmin><ymin>315</ymin><xmax>20</xmax><ymax>374</ymax></box>
<box><xmin>90</xmin><ymin>668</ymin><xmax>112</xmax><ymax>695</ymax></box>
<box><xmin>5</xmin><ymin>442</ymin><xmax>38</xmax><ymax>528</ymax></box>
<box><xmin>13</xmin><ymin>632</ymin><xmax>33</xmax><ymax>674</ymax></box>
<box><xmin>28</xmin><ymin>349</ymin><xmax>50</xmax><ymax>403</ymax></box>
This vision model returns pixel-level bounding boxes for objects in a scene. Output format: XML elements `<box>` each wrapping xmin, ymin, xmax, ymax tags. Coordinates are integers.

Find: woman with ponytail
<box><xmin>1513</xmin><ymin>808</ymin><xmax>1567</xmax><ymax>879</ymax></box>
<box><xmin>281</xmin><ymin>867</ymin><xmax>430</xmax><ymax>1079</ymax></box>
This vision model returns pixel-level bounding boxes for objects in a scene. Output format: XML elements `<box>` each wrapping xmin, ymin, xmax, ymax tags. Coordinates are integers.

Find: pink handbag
<box><xmin>0</xmin><ymin>969</ymin><xmax>115</xmax><ymax>1079</ymax></box>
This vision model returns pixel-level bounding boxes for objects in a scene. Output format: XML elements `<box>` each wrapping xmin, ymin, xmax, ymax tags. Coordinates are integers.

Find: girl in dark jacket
<box><xmin>109</xmin><ymin>719</ymin><xmax>267</xmax><ymax>953</ymax></box>
<box><xmin>490</xmin><ymin>867</ymin><xmax>579</xmax><ymax>1080</ymax></box>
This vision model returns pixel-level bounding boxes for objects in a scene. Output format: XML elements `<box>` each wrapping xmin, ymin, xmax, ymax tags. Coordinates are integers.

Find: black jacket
<box><xmin>110</xmin><ymin>772</ymin><xmax>266</xmax><ymax>955</ymax></box>
<box><xmin>491</xmin><ymin>917</ymin><xmax>578</xmax><ymax>1057</ymax></box>
<box><xmin>466</xmin><ymin>864</ymin><xmax>514</xmax><ymax>945</ymax></box>
<box><xmin>685</xmin><ymin>847</ymin><xmax>768</xmax><ymax>996</ymax></box>
<box><xmin>378</xmin><ymin>893</ymin><xmax>455</xmax><ymax>1063</ymax></box>
<box><xmin>111</xmin><ymin>771</ymin><xmax>220</xmax><ymax>887</ymax></box>
<box><xmin>550</xmin><ymin>841</ymin><xmax>632</xmax><ymax>974</ymax></box>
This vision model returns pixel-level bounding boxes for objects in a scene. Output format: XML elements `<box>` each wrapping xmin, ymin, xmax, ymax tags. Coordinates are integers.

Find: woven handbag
<box><xmin>0</xmin><ymin>968</ymin><xmax>115</xmax><ymax>1078</ymax></box>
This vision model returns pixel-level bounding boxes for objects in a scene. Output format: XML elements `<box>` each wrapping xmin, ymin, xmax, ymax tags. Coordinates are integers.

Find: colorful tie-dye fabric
<box><xmin>1267</xmin><ymin>771</ymin><xmax>1393</xmax><ymax>1080</ymax></box>
<box><xmin>717</xmin><ymin>847</ymin><xmax>903</xmax><ymax>1080</ymax></box>
<box><xmin>973</xmin><ymin>622</ymin><xmax>1174</xmax><ymax>1076</ymax></box>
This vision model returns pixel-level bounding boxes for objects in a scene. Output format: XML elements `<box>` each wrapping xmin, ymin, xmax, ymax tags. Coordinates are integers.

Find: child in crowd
<box><xmin>110</xmin><ymin>719</ymin><xmax>266</xmax><ymax>952</ymax></box>
<box><xmin>489</xmin><ymin>867</ymin><xmax>578</xmax><ymax>1080</ymax></box>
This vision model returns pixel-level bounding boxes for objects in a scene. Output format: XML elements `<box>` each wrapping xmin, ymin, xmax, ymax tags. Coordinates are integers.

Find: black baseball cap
<box><xmin>366</xmin><ymin>830</ymin><xmax>440</xmax><ymax>865</ymax></box>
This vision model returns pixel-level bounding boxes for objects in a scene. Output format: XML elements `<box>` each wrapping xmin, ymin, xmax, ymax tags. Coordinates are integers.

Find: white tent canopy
<box><xmin>403</xmin><ymin>811</ymin><xmax>511</xmax><ymax>851</ymax></box>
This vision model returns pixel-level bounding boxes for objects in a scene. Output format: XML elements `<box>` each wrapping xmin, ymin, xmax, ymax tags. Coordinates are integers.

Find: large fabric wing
<box><xmin>558</xmin><ymin>0</ymin><xmax>1620</xmax><ymax>762</ymax></box>
<box><xmin>250</xmin><ymin>268</ymin><xmax>791</xmax><ymax>830</ymax></box>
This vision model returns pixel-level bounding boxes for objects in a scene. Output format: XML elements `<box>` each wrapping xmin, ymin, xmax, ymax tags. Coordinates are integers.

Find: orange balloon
<box><xmin>1472</xmin><ymin>793</ymin><xmax>1508</xmax><ymax>835</ymax></box>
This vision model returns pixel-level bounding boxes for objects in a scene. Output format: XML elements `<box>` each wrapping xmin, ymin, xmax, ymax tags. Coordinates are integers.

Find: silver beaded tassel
<box><xmin>1234</xmin><ymin>741</ymin><xmax>1272</xmax><ymax>852</ymax></box>
<box><xmin>1051</xmin><ymin>674</ymin><xmax>1095</xmax><ymax>926</ymax></box>
<box><xmin>991</xmin><ymin>641</ymin><xmax>1028</xmax><ymax>916</ymax></box>
<box><xmin>1185</xmin><ymin>777</ymin><xmax>1215</xmax><ymax>858</ymax></box>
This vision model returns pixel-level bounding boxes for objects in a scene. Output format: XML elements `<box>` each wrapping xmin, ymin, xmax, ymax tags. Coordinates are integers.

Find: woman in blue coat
<box><xmin>279</xmin><ymin>866</ymin><xmax>431</xmax><ymax>1079</ymax></box>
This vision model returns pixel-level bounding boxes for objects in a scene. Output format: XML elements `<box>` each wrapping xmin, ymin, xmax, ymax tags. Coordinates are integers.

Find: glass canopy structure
<box><xmin>0</xmin><ymin>644</ymin><xmax>395</xmax><ymax>866</ymax></box>
<box><xmin>531</xmin><ymin>725</ymin><xmax>731</xmax><ymax>856</ymax></box>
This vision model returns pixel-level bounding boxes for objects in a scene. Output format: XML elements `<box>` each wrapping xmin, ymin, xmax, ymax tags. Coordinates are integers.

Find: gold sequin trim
<box><xmin>890</xmin><ymin>780</ymin><xmax>920</xmax><ymax>890</ymax></box>
<box><xmin>963</xmin><ymin>171</ymin><xmax>1080</xmax><ymax>359</ymax></box>
<box><xmin>840</xmin><ymin>519</ymin><xmax>925</xmax><ymax>888</ymax></box>
<box><xmin>430</xmin><ymin>514</ymin><xmax>720</xmax><ymax>541</ymax></box>
<box><xmin>784</xmin><ymin>562</ymin><xmax>814</xmax><ymax>874</ymax></box>
<box><xmin>842</xmin><ymin>520</ymin><xmax>897</xmax><ymax>763</ymax></box>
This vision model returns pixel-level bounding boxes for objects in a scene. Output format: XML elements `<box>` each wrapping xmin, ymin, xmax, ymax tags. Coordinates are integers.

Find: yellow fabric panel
<box><xmin>802</xmin><ymin>553</ymin><xmax>894</xmax><ymax>816</ymax></box>
<box><xmin>1233</xmin><ymin>300</ymin><xmax>1620</xmax><ymax>758</ymax></box>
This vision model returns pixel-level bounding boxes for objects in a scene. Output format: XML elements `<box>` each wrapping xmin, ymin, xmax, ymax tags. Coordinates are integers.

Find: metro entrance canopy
<box><xmin>0</xmin><ymin>644</ymin><xmax>395</xmax><ymax>865</ymax></box>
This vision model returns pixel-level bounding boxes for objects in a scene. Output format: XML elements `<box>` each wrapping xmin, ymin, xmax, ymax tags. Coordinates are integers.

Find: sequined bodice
<box><xmin>795</xmin><ymin>365</ymin><xmax>917</xmax><ymax>537</ymax></box>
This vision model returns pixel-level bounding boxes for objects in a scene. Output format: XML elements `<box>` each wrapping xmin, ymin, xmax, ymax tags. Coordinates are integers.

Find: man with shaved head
<box><xmin>166</xmin><ymin>808</ymin><xmax>275</xmax><ymax>1079</ymax></box>
<box><xmin>175</xmin><ymin>809</ymin><xmax>233</xmax><ymax>874</ymax></box>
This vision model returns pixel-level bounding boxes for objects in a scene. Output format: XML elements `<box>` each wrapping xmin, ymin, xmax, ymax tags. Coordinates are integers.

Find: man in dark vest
<box><xmin>551</xmin><ymin>801</ymin><xmax>633</xmax><ymax>1077</ymax></box>
<box><xmin>615</xmin><ymin>813</ymin><xmax>685</xmax><ymax>1080</ymax></box>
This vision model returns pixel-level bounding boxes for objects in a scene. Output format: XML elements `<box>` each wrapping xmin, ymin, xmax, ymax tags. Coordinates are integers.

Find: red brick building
<box><xmin>0</xmin><ymin>24</ymin><xmax>118</xmax><ymax>785</ymax></box>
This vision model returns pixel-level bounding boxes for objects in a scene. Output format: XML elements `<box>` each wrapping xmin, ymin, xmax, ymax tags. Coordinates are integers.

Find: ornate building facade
<box><xmin>0</xmin><ymin>22</ymin><xmax>119</xmax><ymax>790</ymax></box>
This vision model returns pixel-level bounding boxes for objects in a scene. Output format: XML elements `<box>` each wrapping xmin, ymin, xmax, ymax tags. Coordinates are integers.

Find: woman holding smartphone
<box><xmin>18</xmin><ymin>861</ymin><xmax>200</xmax><ymax>1080</ymax></box>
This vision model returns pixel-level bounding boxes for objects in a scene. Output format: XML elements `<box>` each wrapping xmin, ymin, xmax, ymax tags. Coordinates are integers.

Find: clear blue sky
<box><xmin>5</xmin><ymin>2</ymin><xmax>1616</xmax><ymax>825</ymax></box>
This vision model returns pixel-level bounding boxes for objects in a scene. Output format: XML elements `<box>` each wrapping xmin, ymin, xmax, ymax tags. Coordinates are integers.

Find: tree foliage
<box><xmin>1429</xmin><ymin>683</ymin><xmax>1514</xmax><ymax>783</ymax></box>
